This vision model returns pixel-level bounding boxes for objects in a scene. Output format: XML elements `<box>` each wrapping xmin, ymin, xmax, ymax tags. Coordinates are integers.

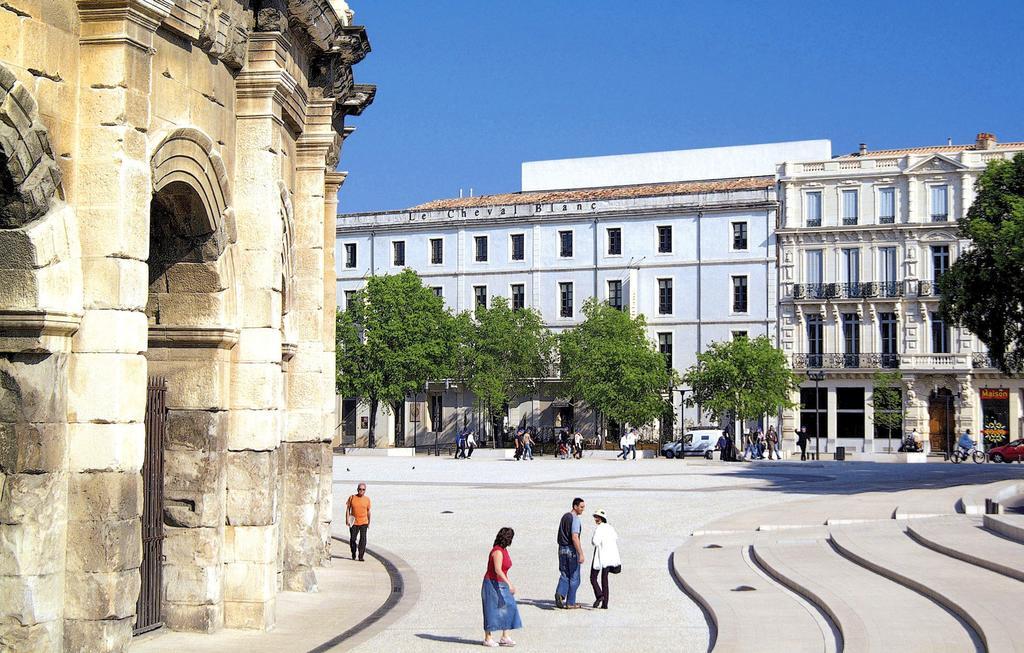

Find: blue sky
<box><xmin>337</xmin><ymin>1</ymin><xmax>1024</xmax><ymax>214</ymax></box>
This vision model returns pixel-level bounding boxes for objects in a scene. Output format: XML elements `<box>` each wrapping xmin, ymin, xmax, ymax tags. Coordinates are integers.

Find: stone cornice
<box><xmin>78</xmin><ymin>0</ymin><xmax>174</xmax><ymax>49</ymax></box>
<box><xmin>148</xmin><ymin>325</ymin><xmax>240</xmax><ymax>349</ymax></box>
<box><xmin>340</xmin><ymin>83</ymin><xmax>374</xmax><ymax>116</ymax></box>
<box><xmin>0</xmin><ymin>311</ymin><xmax>82</xmax><ymax>338</ymax></box>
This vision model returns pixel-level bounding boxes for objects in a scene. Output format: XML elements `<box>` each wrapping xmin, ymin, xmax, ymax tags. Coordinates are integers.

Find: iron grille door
<box><xmin>134</xmin><ymin>377</ymin><xmax>167</xmax><ymax>635</ymax></box>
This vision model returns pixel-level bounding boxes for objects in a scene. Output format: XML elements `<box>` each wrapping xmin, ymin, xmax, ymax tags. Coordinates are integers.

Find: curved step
<box><xmin>983</xmin><ymin>513</ymin><xmax>1024</xmax><ymax>544</ymax></box>
<box><xmin>672</xmin><ymin>539</ymin><xmax>834</xmax><ymax>652</ymax></box>
<box><xmin>830</xmin><ymin>521</ymin><xmax>1024</xmax><ymax>653</ymax></box>
<box><xmin>752</xmin><ymin>535</ymin><xmax>977</xmax><ymax>652</ymax></box>
<box><xmin>907</xmin><ymin>516</ymin><xmax>1024</xmax><ymax>582</ymax></box>
<box><xmin>959</xmin><ymin>480</ymin><xmax>1024</xmax><ymax>515</ymax></box>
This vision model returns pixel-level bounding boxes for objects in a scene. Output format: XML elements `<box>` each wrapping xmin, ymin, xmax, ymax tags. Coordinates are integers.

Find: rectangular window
<box><xmin>806</xmin><ymin>249</ymin><xmax>824</xmax><ymax>286</ymax></box>
<box><xmin>474</xmin><ymin>285</ymin><xmax>487</xmax><ymax>313</ymax></box>
<box><xmin>732</xmin><ymin>330</ymin><xmax>748</xmax><ymax>340</ymax></box>
<box><xmin>657</xmin><ymin>225</ymin><xmax>672</xmax><ymax>253</ymax></box>
<box><xmin>607</xmin><ymin>227</ymin><xmax>622</xmax><ymax>256</ymax></box>
<box><xmin>931</xmin><ymin>185</ymin><xmax>949</xmax><ymax>221</ymax></box>
<box><xmin>800</xmin><ymin>387</ymin><xmax>828</xmax><ymax>439</ymax></box>
<box><xmin>559</xmin><ymin>282</ymin><xmax>573</xmax><ymax>318</ymax></box>
<box><xmin>344</xmin><ymin>243</ymin><xmax>357</xmax><ymax>268</ymax></box>
<box><xmin>843</xmin><ymin>312</ymin><xmax>861</xmax><ymax>367</ymax></box>
<box><xmin>931</xmin><ymin>312</ymin><xmax>950</xmax><ymax>354</ymax></box>
<box><xmin>836</xmin><ymin>387</ymin><xmax>866</xmax><ymax>438</ymax></box>
<box><xmin>878</xmin><ymin>187</ymin><xmax>896</xmax><ymax>223</ymax></box>
<box><xmin>879</xmin><ymin>247</ymin><xmax>897</xmax><ymax>284</ymax></box>
<box><xmin>806</xmin><ymin>314</ymin><xmax>823</xmax><ymax>368</ymax></box>
<box><xmin>510</xmin><ymin>233</ymin><xmax>525</xmax><ymax>261</ymax></box>
<box><xmin>931</xmin><ymin>245</ymin><xmax>950</xmax><ymax>283</ymax></box>
<box><xmin>559</xmin><ymin>230</ymin><xmax>573</xmax><ymax>258</ymax></box>
<box><xmin>511</xmin><ymin>283</ymin><xmax>525</xmax><ymax>310</ymax></box>
<box><xmin>392</xmin><ymin>241</ymin><xmax>405</xmax><ymax>266</ymax></box>
<box><xmin>607</xmin><ymin>279</ymin><xmax>623</xmax><ymax>310</ymax></box>
<box><xmin>658</xmin><ymin>278</ymin><xmax>673</xmax><ymax>315</ymax></box>
<box><xmin>658</xmin><ymin>332</ymin><xmax>673</xmax><ymax>371</ymax></box>
<box><xmin>842</xmin><ymin>189</ymin><xmax>859</xmax><ymax>225</ymax></box>
<box><xmin>430</xmin><ymin>286</ymin><xmax>443</xmax><ymax>298</ymax></box>
<box><xmin>430</xmin><ymin>238</ymin><xmax>443</xmax><ymax>264</ymax></box>
<box><xmin>806</xmin><ymin>191</ymin><xmax>823</xmax><ymax>227</ymax></box>
<box><xmin>344</xmin><ymin>290</ymin><xmax>356</xmax><ymax>310</ymax></box>
<box><xmin>429</xmin><ymin>394</ymin><xmax>443</xmax><ymax>432</ymax></box>
<box><xmin>732</xmin><ymin>275</ymin><xmax>748</xmax><ymax>313</ymax></box>
<box><xmin>879</xmin><ymin>312</ymin><xmax>898</xmax><ymax>367</ymax></box>
<box><xmin>732</xmin><ymin>222</ymin><xmax>748</xmax><ymax>250</ymax></box>
<box><xmin>842</xmin><ymin>247</ymin><xmax>860</xmax><ymax>295</ymax></box>
<box><xmin>474</xmin><ymin>235</ymin><xmax>488</xmax><ymax>262</ymax></box>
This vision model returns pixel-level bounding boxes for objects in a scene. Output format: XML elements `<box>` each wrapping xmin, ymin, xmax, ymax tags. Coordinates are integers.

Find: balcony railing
<box><xmin>807</xmin><ymin>218</ymin><xmax>822</xmax><ymax>227</ymax></box>
<box><xmin>900</xmin><ymin>353</ymin><xmax>970</xmax><ymax>370</ymax></box>
<box><xmin>931</xmin><ymin>214</ymin><xmax>949</xmax><ymax>222</ymax></box>
<box><xmin>914</xmin><ymin>280</ymin><xmax>942</xmax><ymax>297</ymax></box>
<box><xmin>792</xmin><ymin>281</ymin><xmax>904</xmax><ymax>300</ymax></box>
<box><xmin>842</xmin><ymin>216</ymin><xmax>858</xmax><ymax>226</ymax></box>
<box><xmin>972</xmin><ymin>352</ymin><xmax>997</xmax><ymax>369</ymax></box>
<box><xmin>879</xmin><ymin>215</ymin><xmax>895</xmax><ymax>224</ymax></box>
<box><xmin>793</xmin><ymin>353</ymin><xmax>900</xmax><ymax>370</ymax></box>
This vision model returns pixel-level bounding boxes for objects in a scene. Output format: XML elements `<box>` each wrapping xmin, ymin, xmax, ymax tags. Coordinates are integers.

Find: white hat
<box><xmin>593</xmin><ymin>509</ymin><xmax>609</xmax><ymax>522</ymax></box>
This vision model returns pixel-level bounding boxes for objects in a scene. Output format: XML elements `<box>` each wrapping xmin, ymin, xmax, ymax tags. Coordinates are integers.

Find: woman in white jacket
<box><xmin>589</xmin><ymin>509</ymin><xmax>620</xmax><ymax>609</ymax></box>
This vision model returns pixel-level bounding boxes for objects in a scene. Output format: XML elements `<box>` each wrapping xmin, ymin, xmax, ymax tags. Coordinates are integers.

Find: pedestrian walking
<box><xmin>742</xmin><ymin>432</ymin><xmax>755</xmax><ymax>460</ymax></box>
<box><xmin>797</xmin><ymin>427</ymin><xmax>809</xmax><ymax>461</ymax></box>
<box><xmin>523</xmin><ymin>429</ymin><xmax>534</xmax><ymax>460</ymax></box>
<box><xmin>513</xmin><ymin>429</ymin><xmax>524</xmax><ymax>461</ymax></box>
<box><xmin>616</xmin><ymin>431</ymin><xmax>628</xmax><ymax>460</ymax></box>
<box><xmin>589</xmin><ymin>509</ymin><xmax>621</xmax><ymax>609</ymax></box>
<box><xmin>466</xmin><ymin>430</ymin><xmax>477</xmax><ymax>458</ymax></box>
<box><xmin>766</xmin><ymin>426</ymin><xmax>779</xmax><ymax>460</ymax></box>
<box><xmin>572</xmin><ymin>430</ymin><xmax>584</xmax><ymax>459</ymax></box>
<box><xmin>716</xmin><ymin>431</ymin><xmax>730</xmax><ymax>461</ymax></box>
<box><xmin>555</xmin><ymin>497</ymin><xmax>586</xmax><ymax>609</ymax></box>
<box><xmin>345</xmin><ymin>483</ymin><xmax>371</xmax><ymax>561</ymax></box>
<box><xmin>455</xmin><ymin>428</ymin><xmax>466</xmax><ymax>459</ymax></box>
<box><xmin>482</xmin><ymin>527</ymin><xmax>522</xmax><ymax>648</ymax></box>
<box><xmin>626</xmin><ymin>427</ymin><xmax>638</xmax><ymax>460</ymax></box>
<box><xmin>756</xmin><ymin>429</ymin><xmax>767</xmax><ymax>459</ymax></box>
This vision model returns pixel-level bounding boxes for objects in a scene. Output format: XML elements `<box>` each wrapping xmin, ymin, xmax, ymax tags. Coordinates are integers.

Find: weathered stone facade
<box><xmin>0</xmin><ymin>0</ymin><xmax>372</xmax><ymax>649</ymax></box>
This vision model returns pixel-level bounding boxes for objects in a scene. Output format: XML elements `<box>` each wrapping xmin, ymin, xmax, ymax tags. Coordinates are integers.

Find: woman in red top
<box><xmin>481</xmin><ymin>527</ymin><xmax>522</xmax><ymax>647</ymax></box>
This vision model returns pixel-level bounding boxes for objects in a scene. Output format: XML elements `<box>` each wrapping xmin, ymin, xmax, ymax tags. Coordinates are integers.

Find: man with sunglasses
<box><xmin>346</xmin><ymin>483</ymin><xmax>371</xmax><ymax>561</ymax></box>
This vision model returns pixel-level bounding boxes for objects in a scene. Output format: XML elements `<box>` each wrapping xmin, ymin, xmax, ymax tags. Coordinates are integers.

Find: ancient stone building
<box><xmin>0</xmin><ymin>0</ymin><xmax>372</xmax><ymax>649</ymax></box>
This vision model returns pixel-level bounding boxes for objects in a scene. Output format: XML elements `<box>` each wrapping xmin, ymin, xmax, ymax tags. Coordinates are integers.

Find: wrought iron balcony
<box><xmin>792</xmin><ymin>353</ymin><xmax>900</xmax><ymax>370</ymax></box>
<box><xmin>842</xmin><ymin>216</ymin><xmax>858</xmax><ymax>226</ymax></box>
<box><xmin>972</xmin><ymin>352</ymin><xmax>997</xmax><ymax>369</ymax></box>
<box><xmin>914</xmin><ymin>280</ymin><xmax>942</xmax><ymax>297</ymax></box>
<box><xmin>879</xmin><ymin>215</ymin><xmax>896</xmax><ymax>224</ymax></box>
<box><xmin>792</xmin><ymin>281</ymin><xmax>904</xmax><ymax>300</ymax></box>
<box><xmin>807</xmin><ymin>218</ymin><xmax>822</xmax><ymax>227</ymax></box>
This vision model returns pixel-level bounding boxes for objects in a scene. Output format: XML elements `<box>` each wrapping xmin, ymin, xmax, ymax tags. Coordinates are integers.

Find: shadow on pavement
<box><xmin>415</xmin><ymin>633</ymin><xmax>484</xmax><ymax>646</ymax></box>
<box><xmin>515</xmin><ymin>597</ymin><xmax>561</xmax><ymax>611</ymax></box>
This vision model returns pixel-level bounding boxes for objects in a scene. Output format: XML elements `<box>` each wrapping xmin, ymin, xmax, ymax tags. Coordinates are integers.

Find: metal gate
<box><xmin>135</xmin><ymin>377</ymin><xmax>166</xmax><ymax>635</ymax></box>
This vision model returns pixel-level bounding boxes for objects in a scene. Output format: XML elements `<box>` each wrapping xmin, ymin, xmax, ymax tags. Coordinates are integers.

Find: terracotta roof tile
<box><xmin>408</xmin><ymin>176</ymin><xmax>775</xmax><ymax>211</ymax></box>
<box><xmin>834</xmin><ymin>142</ymin><xmax>1024</xmax><ymax>159</ymax></box>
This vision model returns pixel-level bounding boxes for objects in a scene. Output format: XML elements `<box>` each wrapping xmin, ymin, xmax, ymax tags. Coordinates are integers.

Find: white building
<box><xmin>336</xmin><ymin>140</ymin><xmax>831</xmax><ymax>447</ymax></box>
<box><xmin>777</xmin><ymin>133</ymin><xmax>1024</xmax><ymax>454</ymax></box>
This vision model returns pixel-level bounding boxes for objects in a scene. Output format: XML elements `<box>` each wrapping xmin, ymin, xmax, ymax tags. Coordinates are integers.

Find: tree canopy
<box><xmin>559</xmin><ymin>298</ymin><xmax>677</xmax><ymax>429</ymax></box>
<box><xmin>870</xmin><ymin>370</ymin><xmax>903</xmax><ymax>448</ymax></box>
<box><xmin>335</xmin><ymin>269</ymin><xmax>453</xmax><ymax>446</ymax></box>
<box><xmin>682</xmin><ymin>335</ymin><xmax>798</xmax><ymax>430</ymax></box>
<box><xmin>940</xmin><ymin>153</ymin><xmax>1024</xmax><ymax>372</ymax></box>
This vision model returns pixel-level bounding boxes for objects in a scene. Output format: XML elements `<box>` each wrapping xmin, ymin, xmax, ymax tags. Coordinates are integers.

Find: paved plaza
<box><xmin>329</xmin><ymin>455</ymin><xmax>1024</xmax><ymax>652</ymax></box>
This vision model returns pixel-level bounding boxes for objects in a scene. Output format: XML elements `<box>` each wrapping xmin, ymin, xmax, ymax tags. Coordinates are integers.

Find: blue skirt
<box><xmin>481</xmin><ymin>580</ymin><xmax>523</xmax><ymax>632</ymax></box>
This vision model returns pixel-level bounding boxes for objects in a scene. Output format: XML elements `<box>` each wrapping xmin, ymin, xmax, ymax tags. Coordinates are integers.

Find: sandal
<box><xmin>499</xmin><ymin>637</ymin><xmax>516</xmax><ymax>647</ymax></box>
<box><xmin>482</xmin><ymin>639</ymin><xmax>499</xmax><ymax>647</ymax></box>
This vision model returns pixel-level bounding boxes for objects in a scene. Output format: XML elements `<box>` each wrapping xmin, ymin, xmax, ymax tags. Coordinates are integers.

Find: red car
<box><xmin>988</xmin><ymin>439</ymin><xmax>1024</xmax><ymax>463</ymax></box>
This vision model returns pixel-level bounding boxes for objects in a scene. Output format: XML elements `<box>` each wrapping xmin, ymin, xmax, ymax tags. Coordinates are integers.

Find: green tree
<box><xmin>870</xmin><ymin>371</ymin><xmax>903</xmax><ymax>452</ymax></box>
<box><xmin>458</xmin><ymin>297</ymin><xmax>555</xmax><ymax>444</ymax></box>
<box><xmin>559</xmin><ymin>298</ymin><xmax>677</xmax><ymax>435</ymax></box>
<box><xmin>335</xmin><ymin>270</ymin><xmax>453</xmax><ymax>447</ymax></box>
<box><xmin>940</xmin><ymin>153</ymin><xmax>1024</xmax><ymax>372</ymax></box>
<box><xmin>682</xmin><ymin>335</ymin><xmax>799</xmax><ymax>438</ymax></box>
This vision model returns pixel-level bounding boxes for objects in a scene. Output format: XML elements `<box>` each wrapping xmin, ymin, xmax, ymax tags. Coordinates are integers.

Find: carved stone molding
<box><xmin>148</xmin><ymin>325</ymin><xmax>240</xmax><ymax>349</ymax></box>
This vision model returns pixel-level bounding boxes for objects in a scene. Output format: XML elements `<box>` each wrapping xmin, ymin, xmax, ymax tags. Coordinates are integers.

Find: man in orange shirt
<box><xmin>346</xmin><ymin>483</ymin><xmax>371</xmax><ymax>561</ymax></box>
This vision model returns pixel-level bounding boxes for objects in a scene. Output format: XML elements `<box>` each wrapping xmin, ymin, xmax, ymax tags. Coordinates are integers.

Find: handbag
<box><xmin>607</xmin><ymin>565</ymin><xmax>622</xmax><ymax>574</ymax></box>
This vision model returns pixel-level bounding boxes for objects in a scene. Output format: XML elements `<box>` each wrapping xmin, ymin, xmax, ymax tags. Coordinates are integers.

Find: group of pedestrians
<box><xmin>616</xmin><ymin>427</ymin><xmax>639</xmax><ymax>460</ymax></box>
<box><xmin>513</xmin><ymin>427</ymin><xmax>535</xmax><ymax>460</ymax></box>
<box><xmin>557</xmin><ymin>429</ymin><xmax>585</xmax><ymax>459</ymax></box>
<box><xmin>740</xmin><ymin>426</ymin><xmax>780</xmax><ymax>460</ymax></box>
<box><xmin>481</xmin><ymin>496</ymin><xmax>622</xmax><ymax>648</ymax></box>
<box><xmin>455</xmin><ymin>427</ymin><xmax>477</xmax><ymax>459</ymax></box>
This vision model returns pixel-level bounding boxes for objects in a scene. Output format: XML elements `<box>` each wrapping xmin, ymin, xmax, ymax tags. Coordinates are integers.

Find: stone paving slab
<box><xmin>131</xmin><ymin>555</ymin><xmax>392</xmax><ymax>653</ymax></box>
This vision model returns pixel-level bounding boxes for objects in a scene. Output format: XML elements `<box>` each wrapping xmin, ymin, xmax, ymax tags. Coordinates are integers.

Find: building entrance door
<box><xmin>135</xmin><ymin>377</ymin><xmax>167</xmax><ymax>636</ymax></box>
<box><xmin>342</xmin><ymin>399</ymin><xmax>357</xmax><ymax>445</ymax></box>
<box><xmin>928</xmin><ymin>388</ymin><xmax>954</xmax><ymax>454</ymax></box>
<box><xmin>394</xmin><ymin>401</ymin><xmax>405</xmax><ymax>447</ymax></box>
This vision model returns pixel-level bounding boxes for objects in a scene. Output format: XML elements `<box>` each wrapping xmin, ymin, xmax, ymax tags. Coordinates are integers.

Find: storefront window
<box><xmin>980</xmin><ymin>388</ymin><xmax>1010</xmax><ymax>447</ymax></box>
<box><xmin>836</xmin><ymin>387</ymin><xmax>865</xmax><ymax>438</ymax></box>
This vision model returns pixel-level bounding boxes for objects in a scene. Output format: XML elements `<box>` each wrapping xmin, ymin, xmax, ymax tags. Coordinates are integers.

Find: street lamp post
<box><xmin>807</xmin><ymin>371</ymin><xmax>826</xmax><ymax>460</ymax></box>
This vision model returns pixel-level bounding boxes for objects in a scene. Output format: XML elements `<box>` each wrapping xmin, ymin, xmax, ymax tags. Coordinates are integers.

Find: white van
<box><xmin>661</xmin><ymin>428</ymin><xmax>721</xmax><ymax>459</ymax></box>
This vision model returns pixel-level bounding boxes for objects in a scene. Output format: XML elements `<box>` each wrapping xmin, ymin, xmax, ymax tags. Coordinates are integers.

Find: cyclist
<box><xmin>957</xmin><ymin>429</ymin><xmax>976</xmax><ymax>456</ymax></box>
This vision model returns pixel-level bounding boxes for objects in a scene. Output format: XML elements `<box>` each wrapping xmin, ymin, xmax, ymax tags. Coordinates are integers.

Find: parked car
<box><xmin>662</xmin><ymin>428</ymin><xmax>721</xmax><ymax>459</ymax></box>
<box><xmin>988</xmin><ymin>439</ymin><xmax>1024</xmax><ymax>463</ymax></box>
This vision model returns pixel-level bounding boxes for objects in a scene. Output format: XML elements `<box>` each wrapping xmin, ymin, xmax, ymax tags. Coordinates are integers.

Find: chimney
<box><xmin>976</xmin><ymin>132</ymin><xmax>997</xmax><ymax>150</ymax></box>
<box><xmin>858</xmin><ymin>143</ymin><xmax>867</xmax><ymax>156</ymax></box>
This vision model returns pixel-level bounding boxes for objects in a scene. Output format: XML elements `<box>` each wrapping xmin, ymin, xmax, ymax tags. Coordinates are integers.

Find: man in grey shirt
<box><xmin>555</xmin><ymin>497</ymin><xmax>586</xmax><ymax>608</ymax></box>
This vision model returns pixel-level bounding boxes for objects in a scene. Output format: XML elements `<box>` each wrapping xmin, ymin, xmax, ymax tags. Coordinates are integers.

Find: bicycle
<box><xmin>950</xmin><ymin>446</ymin><xmax>986</xmax><ymax>464</ymax></box>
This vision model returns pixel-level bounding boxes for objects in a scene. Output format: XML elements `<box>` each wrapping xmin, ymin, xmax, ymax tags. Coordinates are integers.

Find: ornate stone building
<box><xmin>0</xmin><ymin>0</ymin><xmax>372</xmax><ymax>649</ymax></box>
<box><xmin>777</xmin><ymin>134</ymin><xmax>1024</xmax><ymax>454</ymax></box>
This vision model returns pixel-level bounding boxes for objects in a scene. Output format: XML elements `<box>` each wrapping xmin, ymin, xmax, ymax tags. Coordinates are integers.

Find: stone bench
<box><xmin>958</xmin><ymin>480</ymin><xmax>1024</xmax><ymax>515</ymax></box>
<box><xmin>982</xmin><ymin>513</ymin><xmax>1024</xmax><ymax>544</ymax></box>
<box><xmin>906</xmin><ymin>515</ymin><xmax>1024</xmax><ymax>582</ymax></box>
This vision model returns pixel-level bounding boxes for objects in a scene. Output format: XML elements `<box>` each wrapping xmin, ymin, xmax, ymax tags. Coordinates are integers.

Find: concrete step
<box><xmin>830</xmin><ymin>520</ymin><xmax>1024</xmax><ymax>652</ymax></box>
<box><xmin>958</xmin><ymin>480</ymin><xmax>1024</xmax><ymax>515</ymax></box>
<box><xmin>983</xmin><ymin>513</ymin><xmax>1024</xmax><ymax>544</ymax></box>
<box><xmin>907</xmin><ymin>516</ymin><xmax>1024</xmax><ymax>582</ymax></box>
<box><xmin>672</xmin><ymin>539</ymin><xmax>836</xmax><ymax>652</ymax></box>
<box><xmin>751</xmin><ymin>533</ymin><xmax>976</xmax><ymax>652</ymax></box>
<box><xmin>892</xmin><ymin>485</ymin><xmax>965</xmax><ymax>519</ymax></box>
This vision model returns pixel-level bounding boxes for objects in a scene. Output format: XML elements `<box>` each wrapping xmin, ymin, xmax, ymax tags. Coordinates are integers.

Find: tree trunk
<box><xmin>368</xmin><ymin>397</ymin><xmax>379</xmax><ymax>448</ymax></box>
